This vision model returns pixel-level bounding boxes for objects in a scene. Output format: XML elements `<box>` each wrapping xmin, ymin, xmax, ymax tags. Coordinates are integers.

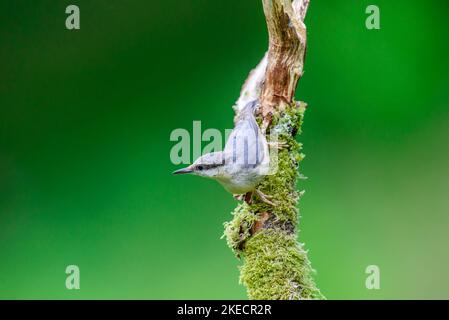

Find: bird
<box><xmin>173</xmin><ymin>100</ymin><xmax>274</xmax><ymax>205</ymax></box>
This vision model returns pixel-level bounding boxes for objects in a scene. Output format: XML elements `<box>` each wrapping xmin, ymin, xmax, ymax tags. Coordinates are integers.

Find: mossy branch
<box><xmin>223</xmin><ymin>0</ymin><xmax>324</xmax><ymax>300</ymax></box>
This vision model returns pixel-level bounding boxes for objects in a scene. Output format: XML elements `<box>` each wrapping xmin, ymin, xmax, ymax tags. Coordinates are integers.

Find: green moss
<box><xmin>223</xmin><ymin>202</ymin><xmax>259</xmax><ymax>256</ymax></box>
<box><xmin>250</xmin><ymin>102</ymin><xmax>307</xmax><ymax>223</ymax></box>
<box><xmin>240</xmin><ymin>229</ymin><xmax>324</xmax><ymax>300</ymax></box>
<box><xmin>224</xmin><ymin>101</ymin><xmax>324</xmax><ymax>299</ymax></box>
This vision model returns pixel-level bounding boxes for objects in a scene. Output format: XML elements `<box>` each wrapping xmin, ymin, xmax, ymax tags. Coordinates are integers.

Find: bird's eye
<box><xmin>197</xmin><ymin>165</ymin><xmax>204</xmax><ymax>171</ymax></box>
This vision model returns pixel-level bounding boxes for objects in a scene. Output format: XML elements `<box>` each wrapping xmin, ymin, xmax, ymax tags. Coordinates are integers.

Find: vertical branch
<box><xmin>224</xmin><ymin>0</ymin><xmax>323</xmax><ymax>300</ymax></box>
<box><xmin>260</xmin><ymin>0</ymin><xmax>308</xmax><ymax>121</ymax></box>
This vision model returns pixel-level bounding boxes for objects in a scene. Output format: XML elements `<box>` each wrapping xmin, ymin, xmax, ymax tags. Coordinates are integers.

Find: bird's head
<box><xmin>173</xmin><ymin>152</ymin><xmax>227</xmax><ymax>179</ymax></box>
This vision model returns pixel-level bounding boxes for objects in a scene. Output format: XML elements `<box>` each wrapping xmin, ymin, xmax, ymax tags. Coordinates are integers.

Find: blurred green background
<box><xmin>1</xmin><ymin>0</ymin><xmax>448</xmax><ymax>299</ymax></box>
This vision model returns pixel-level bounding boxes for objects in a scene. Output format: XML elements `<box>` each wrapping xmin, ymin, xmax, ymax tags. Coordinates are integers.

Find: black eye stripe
<box><xmin>196</xmin><ymin>163</ymin><xmax>223</xmax><ymax>171</ymax></box>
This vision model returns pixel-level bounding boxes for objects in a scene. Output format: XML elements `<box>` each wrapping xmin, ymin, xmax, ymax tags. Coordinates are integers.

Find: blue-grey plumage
<box><xmin>173</xmin><ymin>100</ymin><xmax>271</xmax><ymax>198</ymax></box>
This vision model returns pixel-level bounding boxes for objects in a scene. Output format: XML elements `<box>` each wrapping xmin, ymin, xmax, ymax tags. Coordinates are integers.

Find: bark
<box><xmin>224</xmin><ymin>0</ymin><xmax>324</xmax><ymax>300</ymax></box>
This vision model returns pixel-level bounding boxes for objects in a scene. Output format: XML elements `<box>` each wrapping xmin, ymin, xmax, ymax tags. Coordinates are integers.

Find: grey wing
<box><xmin>224</xmin><ymin>116</ymin><xmax>266</xmax><ymax>168</ymax></box>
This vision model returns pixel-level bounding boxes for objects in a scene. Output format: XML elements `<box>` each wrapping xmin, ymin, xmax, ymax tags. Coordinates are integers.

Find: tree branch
<box><xmin>224</xmin><ymin>0</ymin><xmax>323</xmax><ymax>300</ymax></box>
<box><xmin>260</xmin><ymin>0</ymin><xmax>308</xmax><ymax>121</ymax></box>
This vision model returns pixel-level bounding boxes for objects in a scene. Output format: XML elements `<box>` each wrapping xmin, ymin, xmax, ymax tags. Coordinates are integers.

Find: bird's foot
<box><xmin>233</xmin><ymin>192</ymin><xmax>254</xmax><ymax>204</ymax></box>
<box><xmin>255</xmin><ymin>189</ymin><xmax>276</xmax><ymax>206</ymax></box>
<box><xmin>268</xmin><ymin>140</ymin><xmax>288</xmax><ymax>150</ymax></box>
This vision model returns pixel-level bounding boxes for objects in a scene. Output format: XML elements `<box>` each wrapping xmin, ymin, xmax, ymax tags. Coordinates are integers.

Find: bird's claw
<box><xmin>268</xmin><ymin>141</ymin><xmax>288</xmax><ymax>150</ymax></box>
<box><xmin>255</xmin><ymin>189</ymin><xmax>276</xmax><ymax>206</ymax></box>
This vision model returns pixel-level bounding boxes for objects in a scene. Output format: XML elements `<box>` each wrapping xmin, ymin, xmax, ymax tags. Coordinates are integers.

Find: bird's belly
<box><xmin>217</xmin><ymin>171</ymin><xmax>263</xmax><ymax>194</ymax></box>
<box><xmin>222</xmin><ymin>183</ymin><xmax>253</xmax><ymax>195</ymax></box>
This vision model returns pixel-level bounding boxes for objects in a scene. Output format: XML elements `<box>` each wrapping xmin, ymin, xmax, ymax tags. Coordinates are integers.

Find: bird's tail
<box><xmin>236</xmin><ymin>100</ymin><xmax>259</xmax><ymax>122</ymax></box>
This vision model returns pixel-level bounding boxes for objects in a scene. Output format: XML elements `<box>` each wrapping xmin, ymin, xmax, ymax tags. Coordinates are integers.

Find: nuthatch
<box><xmin>173</xmin><ymin>101</ymin><xmax>274</xmax><ymax>205</ymax></box>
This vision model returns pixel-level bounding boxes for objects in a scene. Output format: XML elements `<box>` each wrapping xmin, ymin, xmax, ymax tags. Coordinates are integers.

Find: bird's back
<box><xmin>220</xmin><ymin>101</ymin><xmax>269</xmax><ymax>193</ymax></box>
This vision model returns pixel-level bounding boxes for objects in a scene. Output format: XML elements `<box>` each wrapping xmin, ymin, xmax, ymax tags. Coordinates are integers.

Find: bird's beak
<box><xmin>172</xmin><ymin>167</ymin><xmax>193</xmax><ymax>175</ymax></box>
